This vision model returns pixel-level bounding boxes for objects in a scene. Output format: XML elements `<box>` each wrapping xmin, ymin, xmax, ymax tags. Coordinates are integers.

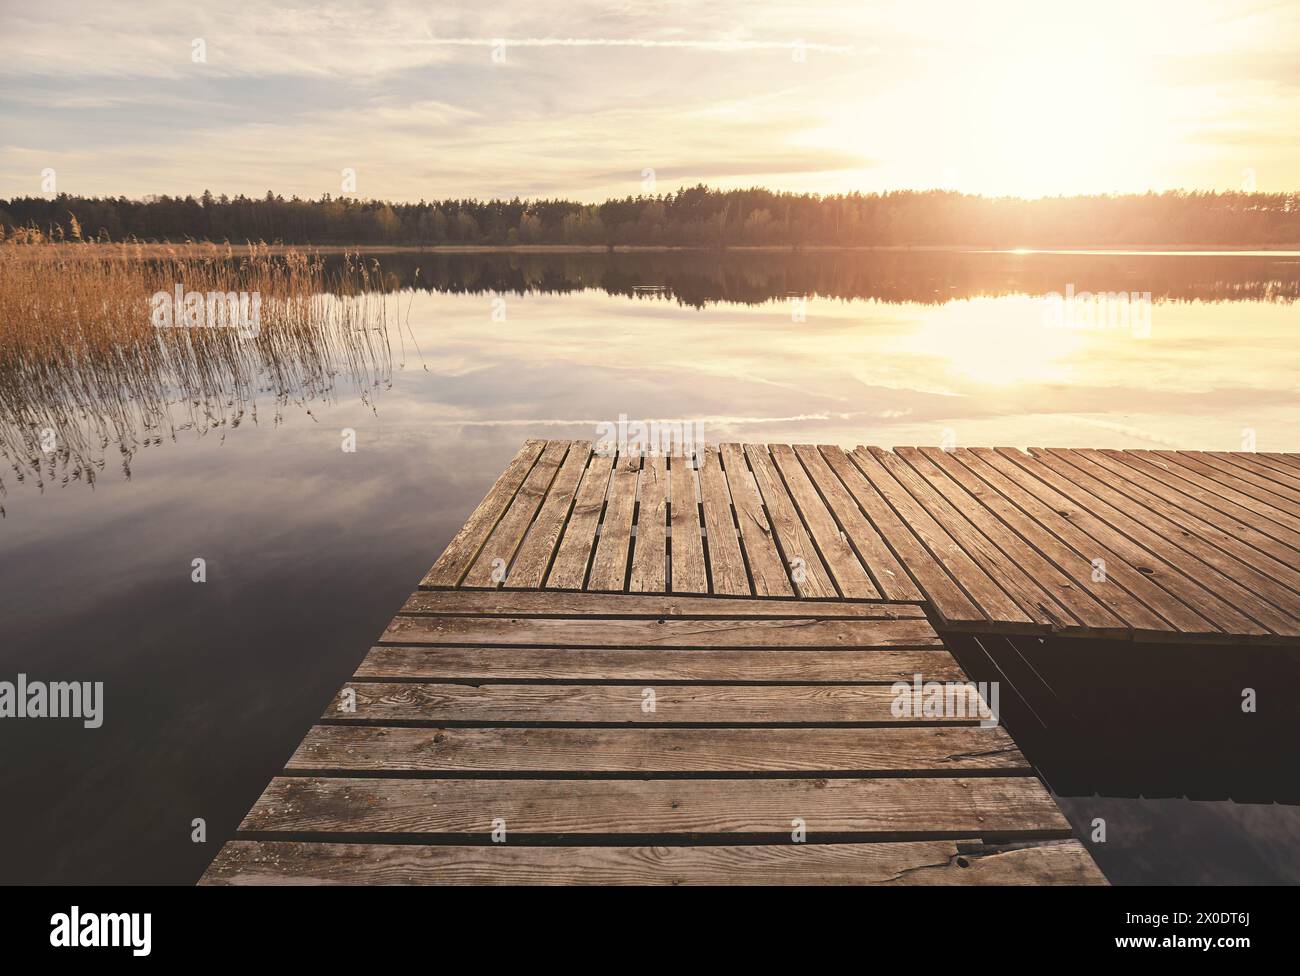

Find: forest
<box><xmin>3</xmin><ymin>186</ymin><xmax>1299</xmax><ymax>247</ymax></box>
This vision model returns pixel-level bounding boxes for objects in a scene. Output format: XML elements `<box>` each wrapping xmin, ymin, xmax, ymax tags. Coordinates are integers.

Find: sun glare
<box><xmin>901</xmin><ymin>296</ymin><xmax>1088</xmax><ymax>388</ymax></box>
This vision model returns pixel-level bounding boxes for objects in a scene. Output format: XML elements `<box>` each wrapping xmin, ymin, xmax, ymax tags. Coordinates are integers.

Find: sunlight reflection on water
<box><xmin>1</xmin><ymin>249</ymin><xmax>1297</xmax><ymax>883</ymax></box>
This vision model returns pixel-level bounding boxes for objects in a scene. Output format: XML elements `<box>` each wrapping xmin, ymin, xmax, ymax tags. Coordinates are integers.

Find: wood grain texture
<box><xmin>201</xmin><ymin>839</ymin><xmax>1107</xmax><ymax>886</ymax></box>
<box><xmin>720</xmin><ymin>443</ymin><xmax>794</xmax><ymax>597</ymax></box>
<box><xmin>876</xmin><ymin>447</ymin><xmax>1065</xmax><ymax>629</ymax></box>
<box><xmin>423</xmin><ymin>441</ymin><xmax>1300</xmax><ymax>645</ymax></box>
<box><xmin>770</xmin><ymin>443</ymin><xmax>880</xmax><ymax>599</ymax></box>
<box><xmin>896</xmin><ymin>447</ymin><xmax>1124</xmax><ymax>635</ymax></box>
<box><xmin>629</xmin><ymin>454</ymin><xmax>668</xmax><ymax>592</ymax></box>
<box><xmin>1126</xmin><ymin>451</ymin><xmax>1300</xmax><ymax>550</ymax></box>
<box><xmin>794</xmin><ymin>444</ymin><xmax>922</xmax><ymax>601</ymax></box>
<box><xmin>853</xmin><ymin>448</ymin><xmax>1032</xmax><ymax>627</ymax></box>
<box><xmin>1166</xmin><ymin>450</ymin><xmax>1300</xmax><ymax>514</ymax></box>
<box><xmin>746</xmin><ymin>443</ymin><xmax>838</xmax><ymax>598</ymax></box>
<box><xmin>669</xmin><ymin>456</ymin><xmax>709</xmax><ymax>593</ymax></box>
<box><xmin>356</xmin><ymin>644</ymin><xmax>964</xmax><ymax>683</ymax></box>
<box><xmin>380</xmin><ymin>615</ymin><xmax>945</xmax><ymax>648</ymax></box>
<box><xmin>1101</xmin><ymin>449</ymin><xmax>1300</xmax><ymax>558</ymax></box>
<box><xmin>326</xmin><ymin>681</ymin><xmax>991</xmax><ymax>724</ymax></box>
<box><xmin>944</xmin><ymin>449</ymin><xmax>1181</xmax><ymax>635</ymax></box>
<box><xmin>422</xmin><ymin>440</ymin><xmax>545</xmax><ymax>587</ymax></box>
<box><xmin>401</xmin><ymin>589</ymin><xmax>928</xmax><ymax>617</ymax></box>
<box><xmin>288</xmin><ymin>725</ymin><xmax>1028</xmax><ymax>774</ymax></box>
<box><xmin>546</xmin><ymin>453</ymin><xmax>614</xmax><ymax>589</ymax></box>
<box><xmin>1044</xmin><ymin>450</ymin><xmax>1300</xmax><ymax>600</ymax></box>
<box><xmin>819</xmin><ymin>446</ymin><xmax>984</xmax><ymax>624</ymax></box>
<box><xmin>697</xmin><ymin>446</ymin><xmax>750</xmax><ymax>595</ymax></box>
<box><xmin>240</xmin><ymin>775</ymin><xmax>1070</xmax><ymax>837</ymax></box>
<box><xmin>464</xmin><ymin>440</ymin><xmax>570</xmax><ymax>587</ymax></box>
<box><xmin>587</xmin><ymin>453</ymin><xmax>640</xmax><ymax>591</ymax></box>
<box><xmin>970</xmin><ymin>448</ymin><xmax>1220</xmax><ymax>636</ymax></box>
<box><xmin>506</xmin><ymin>442</ymin><xmax>590</xmax><ymax>588</ymax></box>
<box><xmin>1221</xmin><ymin>452</ymin><xmax>1300</xmax><ymax>493</ymax></box>
<box><xmin>1027</xmin><ymin>448</ymin><xmax>1299</xmax><ymax>637</ymax></box>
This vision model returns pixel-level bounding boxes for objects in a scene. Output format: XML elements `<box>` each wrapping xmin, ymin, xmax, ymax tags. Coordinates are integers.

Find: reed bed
<box><xmin>0</xmin><ymin>238</ymin><xmax>394</xmax><ymax>500</ymax></box>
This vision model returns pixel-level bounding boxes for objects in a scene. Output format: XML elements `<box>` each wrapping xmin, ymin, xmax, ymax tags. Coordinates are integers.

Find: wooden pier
<box><xmin>201</xmin><ymin>441</ymin><xmax>1300</xmax><ymax>884</ymax></box>
<box><xmin>424</xmin><ymin>441</ymin><xmax>1300</xmax><ymax>643</ymax></box>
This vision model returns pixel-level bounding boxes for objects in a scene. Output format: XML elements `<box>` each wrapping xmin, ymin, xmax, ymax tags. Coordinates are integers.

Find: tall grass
<box><xmin>0</xmin><ymin>237</ymin><xmax>394</xmax><ymax>499</ymax></box>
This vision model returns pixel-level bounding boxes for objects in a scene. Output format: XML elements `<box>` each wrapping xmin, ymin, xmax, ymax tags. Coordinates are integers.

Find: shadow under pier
<box><xmin>944</xmin><ymin>632</ymin><xmax>1300</xmax><ymax>804</ymax></box>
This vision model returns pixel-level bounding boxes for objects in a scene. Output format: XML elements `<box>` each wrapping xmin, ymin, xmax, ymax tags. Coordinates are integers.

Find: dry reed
<box><xmin>0</xmin><ymin>236</ymin><xmax>394</xmax><ymax>500</ymax></box>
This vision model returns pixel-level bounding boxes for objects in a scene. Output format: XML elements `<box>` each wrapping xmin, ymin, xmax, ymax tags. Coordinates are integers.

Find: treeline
<box><xmin>3</xmin><ymin>186</ymin><xmax>1299</xmax><ymax>247</ymax></box>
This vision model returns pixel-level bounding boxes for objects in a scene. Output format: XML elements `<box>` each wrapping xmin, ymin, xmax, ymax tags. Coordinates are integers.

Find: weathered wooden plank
<box><xmin>995</xmin><ymin>449</ymin><xmax>1268</xmax><ymax>637</ymax></box>
<box><xmin>356</xmin><ymin>645</ymin><xmax>966</xmax><ymax>683</ymax></box>
<box><xmin>507</xmin><ymin>442</ymin><xmax>590</xmax><ymax>588</ymax></box>
<box><xmin>400</xmin><ymin>589</ymin><xmax>928</xmax><ymax>618</ymax></box>
<box><xmin>1056</xmin><ymin>449</ymin><xmax>1300</xmax><ymax>599</ymax></box>
<box><xmin>1237</xmin><ymin>454</ymin><xmax>1300</xmax><ymax>491</ymax></box>
<box><xmin>1030</xmin><ymin>449</ymin><xmax>1300</xmax><ymax>637</ymax></box>
<box><xmin>851</xmin><ymin>448</ymin><xmax>1033</xmax><ymax>628</ymax></box>
<box><xmin>1144</xmin><ymin>451</ymin><xmax>1300</xmax><ymax>540</ymax></box>
<box><xmin>875</xmin><ymin>448</ymin><xmax>1066</xmax><ymax>630</ymax></box>
<box><xmin>546</xmin><ymin>453</ymin><xmax>614</xmax><ymax>589</ymax></box>
<box><xmin>1101</xmin><ymin>449</ymin><xmax>1300</xmax><ymax>555</ymax></box>
<box><xmin>1186</xmin><ymin>451</ymin><xmax>1300</xmax><ymax>508</ymax></box>
<box><xmin>587</xmin><ymin>454</ymin><xmax>640</xmax><ymax>591</ymax></box>
<box><xmin>897</xmin><ymin>448</ymin><xmax>1124</xmax><ymax>635</ymax></box>
<box><xmin>241</xmin><ymin>775</ymin><xmax>1071</xmax><ymax>837</ymax></box>
<box><xmin>770</xmin><ymin>444</ymin><xmax>880</xmax><ymax>599</ymax></box>
<box><xmin>422</xmin><ymin>440</ymin><xmax>545</xmax><ymax>587</ymax></box>
<box><xmin>820</xmin><ymin>446</ymin><xmax>983</xmax><ymax>623</ymax></box>
<box><xmin>326</xmin><ymin>682</ymin><xmax>985</xmax><ymax>724</ymax></box>
<box><xmin>1264</xmin><ymin>452</ymin><xmax>1300</xmax><ymax>472</ymax></box>
<box><xmin>720</xmin><ymin>443</ymin><xmax>794</xmax><ymax>596</ymax></box>
<box><xmin>289</xmin><ymin>725</ymin><xmax>1027</xmax><ymax>773</ymax></box>
<box><xmin>464</xmin><ymin>440</ymin><xmax>570</xmax><ymax>587</ymax></box>
<box><xmin>697</xmin><ymin>446</ymin><xmax>750</xmax><ymax>596</ymax></box>
<box><xmin>201</xmin><ymin>839</ymin><xmax>1107</xmax><ymax>886</ymax></box>
<box><xmin>1208</xmin><ymin>451</ymin><xmax>1300</xmax><ymax>496</ymax></box>
<box><xmin>669</xmin><ymin>455</ymin><xmax>709</xmax><ymax>593</ymax></box>
<box><xmin>919</xmin><ymin>447</ymin><xmax>1139</xmax><ymax>631</ymax></box>
<box><xmin>629</xmin><ymin>454</ymin><xmax>668</xmax><ymax>592</ymax></box>
<box><xmin>794</xmin><ymin>444</ymin><xmax>922</xmax><ymax>601</ymax></box>
<box><xmin>745</xmin><ymin>443</ymin><xmax>837</xmax><ymax>598</ymax></box>
<box><xmin>947</xmin><ymin>449</ymin><xmax>1196</xmax><ymax>635</ymax></box>
<box><xmin>380</xmin><ymin>615</ymin><xmax>944</xmax><ymax>648</ymax></box>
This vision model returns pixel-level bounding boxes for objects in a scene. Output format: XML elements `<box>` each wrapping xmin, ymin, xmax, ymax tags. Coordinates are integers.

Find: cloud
<box><xmin>2</xmin><ymin>0</ymin><xmax>1298</xmax><ymax>199</ymax></box>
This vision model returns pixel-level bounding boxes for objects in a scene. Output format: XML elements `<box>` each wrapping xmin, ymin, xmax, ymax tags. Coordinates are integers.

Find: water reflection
<box><xmin>1</xmin><ymin>247</ymin><xmax>1298</xmax><ymax>883</ymax></box>
<box><xmin>347</xmin><ymin>248</ymin><xmax>1300</xmax><ymax>306</ymax></box>
<box><xmin>4</xmin><ymin>248</ymin><xmax>1296</xmax><ymax>507</ymax></box>
<box><xmin>0</xmin><ymin>246</ymin><xmax>394</xmax><ymax>501</ymax></box>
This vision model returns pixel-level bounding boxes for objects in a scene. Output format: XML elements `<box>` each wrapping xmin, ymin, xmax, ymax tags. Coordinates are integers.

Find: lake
<box><xmin>1</xmin><ymin>247</ymin><xmax>1298</xmax><ymax>883</ymax></box>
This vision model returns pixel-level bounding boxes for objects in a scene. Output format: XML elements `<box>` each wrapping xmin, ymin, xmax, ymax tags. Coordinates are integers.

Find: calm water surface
<box><xmin>2</xmin><ymin>249</ymin><xmax>1298</xmax><ymax>883</ymax></box>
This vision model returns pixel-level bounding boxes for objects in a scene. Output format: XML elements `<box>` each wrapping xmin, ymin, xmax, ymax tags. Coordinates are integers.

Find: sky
<box><xmin>1</xmin><ymin>0</ymin><xmax>1297</xmax><ymax>202</ymax></box>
